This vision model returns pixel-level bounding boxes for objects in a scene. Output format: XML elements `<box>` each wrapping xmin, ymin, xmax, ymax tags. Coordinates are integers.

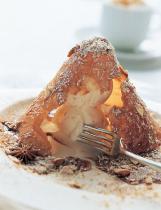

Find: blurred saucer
<box><xmin>117</xmin><ymin>34</ymin><xmax>161</xmax><ymax>62</ymax></box>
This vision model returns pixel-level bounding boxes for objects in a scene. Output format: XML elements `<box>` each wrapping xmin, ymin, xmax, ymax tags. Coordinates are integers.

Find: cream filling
<box><xmin>40</xmin><ymin>78</ymin><xmax>109</xmax><ymax>156</ymax></box>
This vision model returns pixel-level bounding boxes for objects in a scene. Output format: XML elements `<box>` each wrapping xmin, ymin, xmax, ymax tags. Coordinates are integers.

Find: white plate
<box><xmin>0</xmin><ymin>89</ymin><xmax>161</xmax><ymax>210</ymax></box>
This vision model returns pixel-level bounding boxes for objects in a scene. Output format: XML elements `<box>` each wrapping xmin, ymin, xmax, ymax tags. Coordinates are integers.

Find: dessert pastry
<box><xmin>1</xmin><ymin>37</ymin><xmax>161</xmax><ymax>157</ymax></box>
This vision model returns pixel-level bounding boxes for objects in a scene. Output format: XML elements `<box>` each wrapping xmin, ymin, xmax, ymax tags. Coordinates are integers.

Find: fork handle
<box><xmin>121</xmin><ymin>149</ymin><xmax>161</xmax><ymax>172</ymax></box>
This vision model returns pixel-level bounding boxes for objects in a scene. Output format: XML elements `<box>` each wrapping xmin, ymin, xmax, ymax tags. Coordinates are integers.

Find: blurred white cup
<box><xmin>101</xmin><ymin>2</ymin><xmax>153</xmax><ymax>50</ymax></box>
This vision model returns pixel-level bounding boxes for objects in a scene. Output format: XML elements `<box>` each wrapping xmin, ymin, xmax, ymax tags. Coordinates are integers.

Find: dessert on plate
<box><xmin>0</xmin><ymin>37</ymin><xmax>160</xmax><ymax>161</ymax></box>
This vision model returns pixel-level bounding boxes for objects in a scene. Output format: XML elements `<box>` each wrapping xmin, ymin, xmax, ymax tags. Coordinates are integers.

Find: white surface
<box><xmin>0</xmin><ymin>0</ymin><xmax>101</xmax><ymax>89</ymax></box>
<box><xmin>0</xmin><ymin>90</ymin><xmax>161</xmax><ymax>210</ymax></box>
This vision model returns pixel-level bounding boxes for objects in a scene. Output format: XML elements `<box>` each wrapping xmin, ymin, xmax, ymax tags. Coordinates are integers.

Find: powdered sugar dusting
<box><xmin>79</xmin><ymin>37</ymin><xmax>115</xmax><ymax>57</ymax></box>
<box><xmin>53</xmin><ymin>37</ymin><xmax>119</xmax><ymax>105</ymax></box>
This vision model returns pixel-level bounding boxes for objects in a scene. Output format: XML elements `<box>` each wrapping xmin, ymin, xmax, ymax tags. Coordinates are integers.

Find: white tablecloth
<box><xmin>0</xmin><ymin>0</ymin><xmax>161</xmax><ymax>103</ymax></box>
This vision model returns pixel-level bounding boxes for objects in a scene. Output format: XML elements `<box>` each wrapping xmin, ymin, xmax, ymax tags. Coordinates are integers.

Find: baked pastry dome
<box><xmin>9</xmin><ymin>37</ymin><xmax>161</xmax><ymax>156</ymax></box>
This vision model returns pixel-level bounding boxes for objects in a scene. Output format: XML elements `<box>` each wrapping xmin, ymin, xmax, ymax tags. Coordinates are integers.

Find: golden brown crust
<box><xmin>107</xmin><ymin>80</ymin><xmax>160</xmax><ymax>153</ymax></box>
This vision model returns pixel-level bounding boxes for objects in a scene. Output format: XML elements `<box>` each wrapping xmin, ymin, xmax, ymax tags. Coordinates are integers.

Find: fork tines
<box><xmin>78</xmin><ymin>124</ymin><xmax>120</xmax><ymax>156</ymax></box>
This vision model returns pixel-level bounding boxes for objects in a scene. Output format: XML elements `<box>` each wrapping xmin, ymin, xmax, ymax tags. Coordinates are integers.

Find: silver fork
<box><xmin>78</xmin><ymin>124</ymin><xmax>161</xmax><ymax>172</ymax></box>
